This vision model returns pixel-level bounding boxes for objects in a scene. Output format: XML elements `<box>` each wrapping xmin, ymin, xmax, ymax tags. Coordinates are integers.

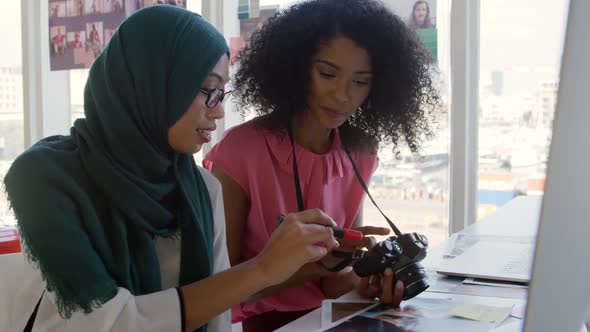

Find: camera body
<box><xmin>353</xmin><ymin>232</ymin><xmax>429</xmax><ymax>300</ymax></box>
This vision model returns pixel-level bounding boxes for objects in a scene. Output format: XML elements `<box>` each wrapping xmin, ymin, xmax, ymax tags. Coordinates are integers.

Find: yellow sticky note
<box><xmin>449</xmin><ymin>302</ymin><xmax>513</xmax><ymax>325</ymax></box>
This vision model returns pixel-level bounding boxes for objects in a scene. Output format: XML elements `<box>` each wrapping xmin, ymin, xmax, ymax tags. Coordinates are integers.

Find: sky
<box><xmin>479</xmin><ymin>0</ymin><xmax>568</xmax><ymax>70</ymax></box>
<box><xmin>0</xmin><ymin>2</ymin><xmax>22</xmax><ymax>66</ymax></box>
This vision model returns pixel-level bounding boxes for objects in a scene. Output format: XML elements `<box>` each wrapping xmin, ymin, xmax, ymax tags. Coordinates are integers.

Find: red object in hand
<box><xmin>275</xmin><ymin>214</ymin><xmax>364</xmax><ymax>242</ymax></box>
<box><xmin>330</xmin><ymin>226</ymin><xmax>364</xmax><ymax>242</ymax></box>
<box><xmin>0</xmin><ymin>226</ymin><xmax>22</xmax><ymax>255</ymax></box>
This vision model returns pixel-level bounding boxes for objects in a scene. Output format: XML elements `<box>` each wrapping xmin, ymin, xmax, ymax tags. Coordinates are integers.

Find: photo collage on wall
<box><xmin>49</xmin><ymin>0</ymin><xmax>186</xmax><ymax>70</ymax></box>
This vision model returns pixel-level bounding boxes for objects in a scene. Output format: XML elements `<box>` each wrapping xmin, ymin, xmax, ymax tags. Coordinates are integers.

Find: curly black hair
<box><xmin>233</xmin><ymin>0</ymin><xmax>441</xmax><ymax>154</ymax></box>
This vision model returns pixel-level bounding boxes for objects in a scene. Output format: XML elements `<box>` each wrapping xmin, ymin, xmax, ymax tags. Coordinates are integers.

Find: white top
<box><xmin>0</xmin><ymin>167</ymin><xmax>231</xmax><ymax>332</ymax></box>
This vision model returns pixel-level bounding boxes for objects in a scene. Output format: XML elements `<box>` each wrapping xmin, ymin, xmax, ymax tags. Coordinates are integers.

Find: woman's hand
<box><xmin>253</xmin><ymin>209</ymin><xmax>339</xmax><ymax>287</ymax></box>
<box><xmin>349</xmin><ymin>227</ymin><xmax>405</xmax><ymax>307</ymax></box>
<box><xmin>317</xmin><ymin>226</ymin><xmax>390</xmax><ymax>274</ymax></box>
<box><xmin>355</xmin><ymin>268</ymin><xmax>405</xmax><ymax>307</ymax></box>
<box><xmin>319</xmin><ymin>226</ymin><xmax>391</xmax><ymax>298</ymax></box>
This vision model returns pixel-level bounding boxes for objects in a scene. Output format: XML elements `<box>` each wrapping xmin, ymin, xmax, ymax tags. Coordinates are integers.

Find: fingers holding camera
<box><xmin>367</xmin><ymin>274</ymin><xmax>382</xmax><ymax>299</ymax></box>
<box><xmin>255</xmin><ymin>209</ymin><xmax>339</xmax><ymax>286</ymax></box>
<box><xmin>304</xmin><ymin>214</ymin><xmax>385</xmax><ymax>272</ymax></box>
<box><xmin>348</xmin><ymin>226</ymin><xmax>390</xmax><ymax>249</ymax></box>
<box><xmin>355</xmin><ymin>268</ymin><xmax>404</xmax><ymax>307</ymax></box>
<box><xmin>380</xmin><ymin>268</ymin><xmax>404</xmax><ymax>307</ymax></box>
<box><xmin>355</xmin><ymin>273</ymin><xmax>380</xmax><ymax>300</ymax></box>
<box><xmin>362</xmin><ymin>236</ymin><xmax>377</xmax><ymax>250</ymax></box>
<box><xmin>280</xmin><ymin>209</ymin><xmax>340</xmax><ymax>249</ymax></box>
<box><xmin>355</xmin><ymin>226</ymin><xmax>390</xmax><ymax>237</ymax></box>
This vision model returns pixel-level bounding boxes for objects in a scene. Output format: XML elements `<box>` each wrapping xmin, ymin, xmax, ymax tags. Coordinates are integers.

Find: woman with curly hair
<box><xmin>204</xmin><ymin>0</ymin><xmax>440</xmax><ymax>330</ymax></box>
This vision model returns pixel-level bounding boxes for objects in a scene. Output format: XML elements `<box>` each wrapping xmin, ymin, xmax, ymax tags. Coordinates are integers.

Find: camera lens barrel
<box><xmin>394</xmin><ymin>262</ymin><xmax>429</xmax><ymax>300</ymax></box>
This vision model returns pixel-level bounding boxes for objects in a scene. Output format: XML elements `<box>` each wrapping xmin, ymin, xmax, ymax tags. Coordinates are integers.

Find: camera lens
<box><xmin>393</xmin><ymin>262</ymin><xmax>429</xmax><ymax>300</ymax></box>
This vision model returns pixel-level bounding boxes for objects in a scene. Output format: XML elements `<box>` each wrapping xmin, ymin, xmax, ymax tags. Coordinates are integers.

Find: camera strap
<box><xmin>288</xmin><ymin>127</ymin><xmax>402</xmax><ymax>237</ymax></box>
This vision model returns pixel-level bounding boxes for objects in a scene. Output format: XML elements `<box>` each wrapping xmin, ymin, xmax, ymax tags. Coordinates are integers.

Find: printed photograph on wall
<box><xmin>84</xmin><ymin>0</ymin><xmax>104</xmax><ymax>15</ymax></box>
<box><xmin>67</xmin><ymin>30</ymin><xmax>86</xmax><ymax>49</ymax></box>
<box><xmin>49</xmin><ymin>26</ymin><xmax>67</xmax><ymax>57</ymax></box>
<box><xmin>125</xmin><ymin>0</ymin><xmax>143</xmax><ymax>16</ymax></box>
<box><xmin>86</xmin><ymin>21</ymin><xmax>104</xmax><ymax>56</ymax></box>
<box><xmin>66</xmin><ymin>0</ymin><xmax>84</xmax><ymax>16</ymax></box>
<box><xmin>384</xmin><ymin>0</ymin><xmax>438</xmax><ymax>62</ymax></box>
<box><xmin>104</xmin><ymin>27</ymin><xmax>117</xmax><ymax>45</ymax></box>
<box><xmin>50</xmin><ymin>1</ymin><xmax>68</xmax><ymax>19</ymax></box>
<box><xmin>103</xmin><ymin>0</ymin><xmax>125</xmax><ymax>13</ymax></box>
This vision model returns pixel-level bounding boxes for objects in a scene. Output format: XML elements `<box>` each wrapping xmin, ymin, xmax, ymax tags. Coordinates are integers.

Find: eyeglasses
<box><xmin>199</xmin><ymin>88</ymin><xmax>231</xmax><ymax>108</ymax></box>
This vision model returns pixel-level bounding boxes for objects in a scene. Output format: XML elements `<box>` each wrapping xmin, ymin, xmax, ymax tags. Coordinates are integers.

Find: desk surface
<box><xmin>277</xmin><ymin>196</ymin><xmax>542</xmax><ymax>332</ymax></box>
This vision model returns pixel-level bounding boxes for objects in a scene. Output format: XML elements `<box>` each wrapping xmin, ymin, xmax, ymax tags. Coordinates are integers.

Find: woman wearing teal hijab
<box><xmin>2</xmin><ymin>5</ymin><xmax>338</xmax><ymax>332</ymax></box>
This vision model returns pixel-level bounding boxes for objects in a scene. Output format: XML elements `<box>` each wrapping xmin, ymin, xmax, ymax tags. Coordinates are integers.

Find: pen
<box><xmin>276</xmin><ymin>214</ymin><xmax>363</xmax><ymax>242</ymax></box>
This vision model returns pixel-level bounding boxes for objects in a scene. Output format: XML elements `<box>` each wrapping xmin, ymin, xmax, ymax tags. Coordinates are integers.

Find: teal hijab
<box><xmin>4</xmin><ymin>5</ymin><xmax>228</xmax><ymax>326</ymax></box>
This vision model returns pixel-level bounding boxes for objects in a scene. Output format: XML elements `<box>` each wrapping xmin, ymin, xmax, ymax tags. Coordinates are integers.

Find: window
<box><xmin>70</xmin><ymin>68</ymin><xmax>87</xmax><ymax>123</ymax></box>
<box><xmin>186</xmin><ymin>0</ymin><xmax>201</xmax><ymax>14</ymax></box>
<box><xmin>374</xmin><ymin>0</ymin><xmax>450</xmax><ymax>245</ymax></box>
<box><xmin>477</xmin><ymin>0</ymin><xmax>568</xmax><ymax>220</ymax></box>
<box><xmin>0</xmin><ymin>2</ymin><xmax>24</xmax><ymax>226</ymax></box>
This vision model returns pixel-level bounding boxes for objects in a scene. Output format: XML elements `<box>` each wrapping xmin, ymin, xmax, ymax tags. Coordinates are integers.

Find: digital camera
<box><xmin>353</xmin><ymin>232</ymin><xmax>429</xmax><ymax>300</ymax></box>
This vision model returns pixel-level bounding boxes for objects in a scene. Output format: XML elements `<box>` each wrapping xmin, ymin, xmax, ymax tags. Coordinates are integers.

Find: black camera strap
<box><xmin>288</xmin><ymin>127</ymin><xmax>402</xmax><ymax>237</ymax></box>
<box><xmin>23</xmin><ymin>290</ymin><xmax>44</xmax><ymax>332</ymax></box>
<box><xmin>343</xmin><ymin>150</ymin><xmax>403</xmax><ymax>237</ymax></box>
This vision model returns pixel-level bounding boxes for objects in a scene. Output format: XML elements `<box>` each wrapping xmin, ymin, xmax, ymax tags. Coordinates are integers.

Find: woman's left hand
<box><xmin>355</xmin><ymin>267</ymin><xmax>405</xmax><ymax>307</ymax></box>
<box><xmin>350</xmin><ymin>227</ymin><xmax>404</xmax><ymax>307</ymax></box>
<box><xmin>319</xmin><ymin>226</ymin><xmax>390</xmax><ymax>298</ymax></box>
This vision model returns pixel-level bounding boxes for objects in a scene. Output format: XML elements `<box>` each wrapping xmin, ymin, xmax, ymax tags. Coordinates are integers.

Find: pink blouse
<box><xmin>204</xmin><ymin>120</ymin><xmax>378</xmax><ymax>322</ymax></box>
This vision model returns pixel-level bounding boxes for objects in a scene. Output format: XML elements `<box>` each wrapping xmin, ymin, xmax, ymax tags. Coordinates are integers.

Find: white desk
<box><xmin>277</xmin><ymin>196</ymin><xmax>543</xmax><ymax>332</ymax></box>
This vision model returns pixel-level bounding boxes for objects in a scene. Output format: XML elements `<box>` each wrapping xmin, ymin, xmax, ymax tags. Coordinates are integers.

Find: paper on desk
<box><xmin>427</xmin><ymin>268</ymin><xmax>528</xmax><ymax>299</ymax></box>
<box><xmin>450</xmin><ymin>302</ymin><xmax>513</xmax><ymax>327</ymax></box>
<box><xmin>451</xmin><ymin>284</ymin><xmax>528</xmax><ymax>300</ymax></box>
<box><xmin>510</xmin><ymin>304</ymin><xmax>526</xmax><ymax>319</ymax></box>
<box><xmin>443</xmin><ymin>234</ymin><xmax>535</xmax><ymax>257</ymax></box>
<box><xmin>463</xmin><ymin>277</ymin><xmax>528</xmax><ymax>289</ymax></box>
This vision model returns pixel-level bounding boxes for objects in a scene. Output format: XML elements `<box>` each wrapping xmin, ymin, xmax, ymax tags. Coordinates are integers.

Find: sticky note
<box><xmin>450</xmin><ymin>302</ymin><xmax>513</xmax><ymax>326</ymax></box>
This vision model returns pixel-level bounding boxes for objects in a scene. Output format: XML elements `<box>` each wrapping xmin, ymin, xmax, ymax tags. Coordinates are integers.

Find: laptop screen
<box><xmin>523</xmin><ymin>0</ymin><xmax>590</xmax><ymax>330</ymax></box>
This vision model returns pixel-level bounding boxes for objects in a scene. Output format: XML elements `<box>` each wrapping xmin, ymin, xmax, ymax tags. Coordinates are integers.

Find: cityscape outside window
<box><xmin>477</xmin><ymin>0</ymin><xmax>568</xmax><ymax>220</ymax></box>
<box><xmin>0</xmin><ymin>2</ymin><xmax>24</xmax><ymax>227</ymax></box>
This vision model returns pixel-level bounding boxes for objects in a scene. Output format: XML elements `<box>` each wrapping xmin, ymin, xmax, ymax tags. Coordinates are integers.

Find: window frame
<box><xmin>19</xmin><ymin>0</ymin><xmax>481</xmax><ymax>236</ymax></box>
<box><xmin>449</xmin><ymin>0</ymin><xmax>480</xmax><ymax>234</ymax></box>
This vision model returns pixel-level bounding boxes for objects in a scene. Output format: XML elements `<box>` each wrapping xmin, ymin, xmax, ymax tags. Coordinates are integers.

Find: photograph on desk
<box><xmin>320</xmin><ymin>310</ymin><xmax>492</xmax><ymax>332</ymax></box>
<box><xmin>321</xmin><ymin>300</ymin><xmax>380</xmax><ymax>328</ymax></box>
<box><xmin>319</xmin><ymin>297</ymin><xmax>494</xmax><ymax>332</ymax></box>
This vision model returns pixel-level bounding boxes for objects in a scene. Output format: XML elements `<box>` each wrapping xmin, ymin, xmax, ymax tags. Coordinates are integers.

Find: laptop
<box><xmin>435</xmin><ymin>197</ymin><xmax>540</xmax><ymax>283</ymax></box>
<box><xmin>521</xmin><ymin>0</ymin><xmax>590</xmax><ymax>330</ymax></box>
<box><xmin>436</xmin><ymin>239</ymin><xmax>533</xmax><ymax>283</ymax></box>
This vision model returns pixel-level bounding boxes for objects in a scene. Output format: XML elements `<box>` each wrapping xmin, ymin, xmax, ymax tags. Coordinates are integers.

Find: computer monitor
<box><xmin>523</xmin><ymin>0</ymin><xmax>590</xmax><ymax>331</ymax></box>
